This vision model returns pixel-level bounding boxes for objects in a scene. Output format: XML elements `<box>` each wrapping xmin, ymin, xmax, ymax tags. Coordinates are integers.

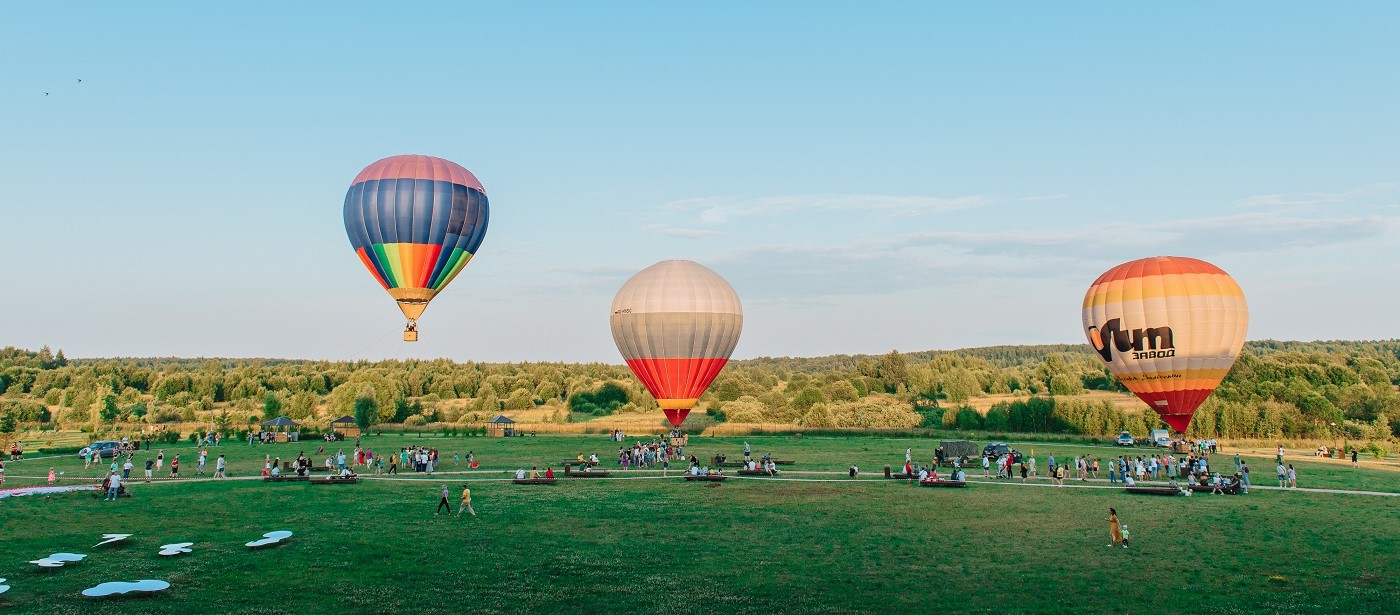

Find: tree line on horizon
<box><xmin>0</xmin><ymin>341</ymin><xmax>1397</xmax><ymax>445</ymax></box>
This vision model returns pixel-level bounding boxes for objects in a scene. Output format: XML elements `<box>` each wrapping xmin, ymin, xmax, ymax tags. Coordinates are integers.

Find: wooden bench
<box><xmin>563</xmin><ymin>465</ymin><xmax>610</xmax><ymax>478</ymax></box>
<box><xmin>919</xmin><ymin>479</ymin><xmax>967</xmax><ymax>488</ymax></box>
<box><xmin>737</xmin><ymin>468</ymin><xmax>778</xmax><ymax>476</ymax></box>
<box><xmin>512</xmin><ymin>478</ymin><xmax>557</xmax><ymax>485</ymax></box>
<box><xmin>310</xmin><ymin>476</ymin><xmax>359</xmax><ymax>485</ymax></box>
<box><xmin>684</xmin><ymin>474</ymin><xmax>727</xmax><ymax>482</ymax></box>
<box><xmin>1125</xmin><ymin>486</ymin><xmax>1181</xmax><ymax>496</ymax></box>
<box><xmin>263</xmin><ymin>475</ymin><xmax>309</xmax><ymax>482</ymax></box>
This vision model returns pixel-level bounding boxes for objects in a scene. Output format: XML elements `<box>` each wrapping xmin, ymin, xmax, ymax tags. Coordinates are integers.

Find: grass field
<box><xmin>1</xmin><ymin>433</ymin><xmax>1397</xmax><ymax>614</ymax></box>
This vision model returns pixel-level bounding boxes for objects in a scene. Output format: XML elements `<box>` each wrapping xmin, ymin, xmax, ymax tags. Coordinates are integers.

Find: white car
<box><xmin>1114</xmin><ymin>431</ymin><xmax>1135</xmax><ymax>446</ymax></box>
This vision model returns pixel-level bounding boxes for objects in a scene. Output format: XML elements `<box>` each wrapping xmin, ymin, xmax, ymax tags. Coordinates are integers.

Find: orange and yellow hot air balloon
<box><xmin>1081</xmin><ymin>256</ymin><xmax>1248</xmax><ymax>433</ymax></box>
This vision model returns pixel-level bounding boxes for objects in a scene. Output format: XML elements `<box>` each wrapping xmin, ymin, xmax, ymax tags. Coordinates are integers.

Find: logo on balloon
<box><xmin>1086</xmin><ymin>318</ymin><xmax>1176</xmax><ymax>362</ymax></box>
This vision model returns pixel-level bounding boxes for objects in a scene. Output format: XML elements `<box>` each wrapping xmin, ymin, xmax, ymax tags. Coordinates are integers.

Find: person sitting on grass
<box><xmin>1123</xmin><ymin>474</ymin><xmax>1136</xmax><ymax>486</ymax></box>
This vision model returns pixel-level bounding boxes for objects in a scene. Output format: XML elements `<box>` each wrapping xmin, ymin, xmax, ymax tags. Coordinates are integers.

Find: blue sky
<box><xmin>2</xmin><ymin>3</ymin><xmax>1397</xmax><ymax>362</ymax></box>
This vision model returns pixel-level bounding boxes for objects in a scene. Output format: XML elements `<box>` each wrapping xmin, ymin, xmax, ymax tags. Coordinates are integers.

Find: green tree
<box><xmin>878</xmin><ymin>350</ymin><xmax>909</xmax><ymax>392</ymax></box>
<box><xmin>353</xmin><ymin>394</ymin><xmax>378</xmax><ymax>430</ymax></box>
<box><xmin>263</xmin><ymin>392</ymin><xmax>283</xmax><ymax>421</ymax></box>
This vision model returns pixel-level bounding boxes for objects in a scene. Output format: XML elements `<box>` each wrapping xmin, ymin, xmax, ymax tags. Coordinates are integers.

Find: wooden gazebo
<box><xmin>330</xmin><ymin>415</ymin><xmax>360</xmax><ymax>438</ymax></box>
<box><xmin>486</xmin><ymin>415</ymin><xmax>516</xmax><ymax>437</ymax></box>
<box><xmin>260</xmin><ymin>416</ymin><xmax>301</xmax><ymax>442</ymax></box>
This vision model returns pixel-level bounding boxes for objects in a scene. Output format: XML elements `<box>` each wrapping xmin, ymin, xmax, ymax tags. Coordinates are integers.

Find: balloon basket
<box><xmin>403</xmin><ymin>330</ymin><xmax>418</xmax><ymax>342</ymax></box>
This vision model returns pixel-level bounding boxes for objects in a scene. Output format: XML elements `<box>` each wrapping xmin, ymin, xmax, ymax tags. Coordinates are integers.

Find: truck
<box><xmin>938</xmin><ymin>440</ymin><xmax>979</xmax><ymax>465</ymax></box>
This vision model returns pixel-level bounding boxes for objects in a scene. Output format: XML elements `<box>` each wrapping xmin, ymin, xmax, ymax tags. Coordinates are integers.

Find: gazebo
<box><xmin>485</xmin><ymin>415</ymin><xmax>516</xmax><ymax>438</ymax></box>
<box><xmin>330</xmin><ymin>415</ymin><xmax>360</xmax><ymax>438</ymax></box>
<box><xmin>260</xmin><ymin>417</ymin><xmax>301</xmax><ymax>442</ymax></box>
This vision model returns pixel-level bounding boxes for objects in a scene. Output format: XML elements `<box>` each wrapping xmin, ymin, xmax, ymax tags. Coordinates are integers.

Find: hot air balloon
<box><xmin>611</xmin><ymin>260</ymin><xmax>743</xmax><ymax>427</ymax></box>
<box><xmin>343</xmin><ymin>155</ymin><xmax>489</xmax><ymax>341</ymax></box>
<box><xmin>1082</xmin><ymin>256</ymin><xmax>1248</xmax><ymax>433</ymax></box>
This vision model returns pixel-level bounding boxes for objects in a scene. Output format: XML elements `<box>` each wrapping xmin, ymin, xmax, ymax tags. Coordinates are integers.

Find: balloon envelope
<box><xmin>611</xmin><ymin>261</ymin><xmax>743</xmax><ymax>427</ymax></box>
<box><xmin>1082</xmin><ymin>256</ymin><xmax>1248</xmax><ymax>433</ymax></box>
<box><xmin>342</xmin><ymin>154</ymin><xmax>489</xmax><ymax>323</ymax></box>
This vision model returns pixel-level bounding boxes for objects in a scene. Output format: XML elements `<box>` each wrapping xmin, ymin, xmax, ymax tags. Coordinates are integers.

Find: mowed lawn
<box><xmin>1</xmin><ymin>434</ymin><xmax>1397</xmax><ymax>614</ymax></box>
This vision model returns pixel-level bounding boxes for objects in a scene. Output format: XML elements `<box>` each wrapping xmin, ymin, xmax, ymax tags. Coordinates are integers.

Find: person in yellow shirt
<box><xmin>457</xmin><ymin>485</ymin><xmax>476</xmax><ymax>518</ymax></box>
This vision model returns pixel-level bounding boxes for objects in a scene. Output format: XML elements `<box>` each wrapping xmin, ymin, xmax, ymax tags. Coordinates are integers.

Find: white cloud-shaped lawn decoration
<box><xmin>81</xmin><ymin>580</ymin><xmax>171</xmax><ymax>598</ymax></box>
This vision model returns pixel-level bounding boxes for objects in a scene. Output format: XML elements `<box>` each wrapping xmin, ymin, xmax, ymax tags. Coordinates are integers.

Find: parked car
<box><xmin>981</xmin><ymin>442</ymin><xmax>1023</xmax><ymax>463</ymax></box>
<box><xmin>1114</xmin><ymin>431</ymin><xmax>1135</xmax><ymax>446</ymax></box>
<box><xmin>78</xmin><ymin>441</ymin><xmax>121</xmax><ymax>459</ymax></box>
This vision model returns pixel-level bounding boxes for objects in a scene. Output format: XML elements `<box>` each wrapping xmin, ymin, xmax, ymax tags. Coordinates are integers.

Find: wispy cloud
<box><xmin>641</xmin><ymin>224</ymin><xmax>723</xmax><ymax>238</ymax></box>
<box><xmin>707</xmin><ymin>211</ymin><xmax>1397</xmax><ymax>300</ymax></box>
<box><xmin>1238</xmin><ymin>183</ymin><xmax>1398</xmax><ymax>212</ymax></box>
<box><xmin>659</xmin><ymin>193</ymin><xmax>1054</xmax><ymax>225</ymax></box>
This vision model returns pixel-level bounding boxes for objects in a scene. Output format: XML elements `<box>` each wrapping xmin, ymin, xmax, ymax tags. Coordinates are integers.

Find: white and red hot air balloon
<box><xmin>610</xmin><ymin>260</ymin><xmax>743</xmax><ymax>427</ymax></box>
<box><xmin>1082</xmin><ymin>256</ymin><xmax>1249</xmax><ymax>433</ymax></box>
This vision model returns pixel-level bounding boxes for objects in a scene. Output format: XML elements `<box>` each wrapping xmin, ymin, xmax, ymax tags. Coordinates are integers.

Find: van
<box><xmin>1149</xmin><ymin>429</ymin><xmax>1171</xmax><ymax>447</ymax></box>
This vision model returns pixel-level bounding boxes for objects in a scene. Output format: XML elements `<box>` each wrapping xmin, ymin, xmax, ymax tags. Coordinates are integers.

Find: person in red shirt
<box><xmin>544</xmin><ymin>467</ymin><xmax>555</xmax><ymax>479</ymax></box>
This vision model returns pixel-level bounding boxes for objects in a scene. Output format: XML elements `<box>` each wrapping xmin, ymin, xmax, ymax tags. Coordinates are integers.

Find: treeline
<box><xmin>0</xmin><ymin>340</ymin><xmax>1397</xmax><ymax>441</ymax></box>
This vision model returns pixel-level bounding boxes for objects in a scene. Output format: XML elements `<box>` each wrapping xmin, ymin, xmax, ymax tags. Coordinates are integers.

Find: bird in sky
<box><xmin>44</xmin><ymin>92</ymin><xmax>49</xmax><ymax>96</ymax></box>
<box><xmin>76</xmin><ymin>79</ymin><xmax>82</xmax><ymax>84</ymax></box>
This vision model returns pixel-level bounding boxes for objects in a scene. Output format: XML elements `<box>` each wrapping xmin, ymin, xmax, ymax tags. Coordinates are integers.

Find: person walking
<box><xmin>144</xmin><ymin>458</ymin><xmax>154</xmax><ymax>483</ymax></box>
<box><xmin>457</xmin><ymin>485</ymin><xmax>476</xmax><ymax>517</ymax></box>
<box><xmin>1240</xmin><ymin>462</ymin><xmax>1250</xmax><ymax>494</ymax></box>
<box><xmin>214</xmin><ymin>454</ymin><xmax>226</xmax><ymax>479</ymax></box>
<box><xmin>197</xmin><ymin>449</ymin><xmax>207</xmax><ymax>476</ymax></box>
<box><xmin>1351</xmin><ymin>449</ymin><xmax>1359</xmax><ymax>467</ymax></box>
<box><xmin>1107</xmin><ymin>508</ymin><xmax>1125</xmax><ymax>548</ymax></box>
<box><xmin>435</xmin><ymin>484</ymin><xmax>453</xmax><ymax>516</ymax></box>
<box><xmin>1287</xmin><ymin>464</ymin><xmax>1297</xmax><ymax>488</ymax></box>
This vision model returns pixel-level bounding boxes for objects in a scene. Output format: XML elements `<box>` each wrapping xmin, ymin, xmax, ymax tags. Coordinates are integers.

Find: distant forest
<box><xmin>1</xmin><ymin>340</ymin><xmax>1397</xmax><ymax>443</ymax></box>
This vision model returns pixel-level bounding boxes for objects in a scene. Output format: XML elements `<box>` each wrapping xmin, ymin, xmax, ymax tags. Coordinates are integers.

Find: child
<box><xmin>48</xmin><ymin>467</ymin><xmax>56</xmax><ymax>484</ymax></box>
<box><xmin>1120</xmin><ymin>524</ymin><xmax>1131</xmax><ymax>549</ymax></box>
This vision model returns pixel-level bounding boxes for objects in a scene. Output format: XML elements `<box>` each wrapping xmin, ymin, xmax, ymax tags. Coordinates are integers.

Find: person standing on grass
<box><xmin>1107</xmin><ymin>508</ymin><xmax>1124</xmax><ymax>548</ymax></box>
<box><xmin>144</xmin><ymin>458</ymin><xmax>154</xmax><ymax>483</ymax></box>
<box><xmin>197</xmin><ymin>449</ymin><xmax>207</xmax><ymax>476</ymax></box>
<box><xmin>435</xmin><ymin>484</ymin><xmax>453</xmax><ymax>516</ymax></box>
<box><xmin>157</xmin><ymin>450</ymin><xmax>164</xmax><ymax>471</ymax></box>
<box><xmin>1351</xmin><ymin>449</ymin><xmax>1359</xmax><ymax>467</ymax></box>
<box><xmin>457</xmin><ymin>485</ymin><xmax>476</xmax><ymax>517</ymax></box>
<box><xmin>107</xmin><ymin>471</ymin><xmax>122</xmax><ymax>501</ymax></box>
<box><xmin>1276</xmin><ymin>444</ymin><xmax>1284</xmax><ymax>464</ymax></box>
<box><xmin>170</xmin><ymin>455</ymin><xmax>180</xmax><ymax>478</ymax></box>
<box><xmin>1287</xmin><ymin>464</ymin><xmax>1297</xmax><ymax>488</ymax></box>
<box><xmin>122</xmin><ymin>458</ymin><xmax>133</xmax><ymax>480</ymax></box>
<box><xmin>982</xmin><ymin>455</ymin><xmax>990</xmax><ymax>478</ymax></box>
<box><xmin>1019</xmin><ymin>461</ymin><xmax>1028</xmax><ymax>483</ymax></box>
<box><xmin>389</xmin><ymin>455</ymin><xmax>397</xmax><ymax>475</ymax></box>
<box><xmin>215</xmin><ymin>454</ymin><xmax>226</xmax><ymax>478</ymax></box>
<box><xmin>47</xmin><ymin>467</ymin><xmax>56</xmax><ymax>484</ymax></box>
<box><xmin>1276</xmin><ymin>462</ymin><xmax>1287</xmax><ymax>487</ymax></box>
<box><xmin>1239</xmin><ymin>462</ymin><xmax>1250</xmax><ymax>494</ymax></box>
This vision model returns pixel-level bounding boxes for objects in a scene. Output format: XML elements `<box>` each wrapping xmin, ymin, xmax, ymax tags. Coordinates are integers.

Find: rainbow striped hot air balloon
<box><xmin>611</xmin><ymin>260</ymin><xmax>743</xmax><ymax>427</ymax></box>
<box><xmin>343</xmin><ymin>155</ymin><xmax>489</xmax><ymax>341</ymax></box>
<box><xmin>1081</xmin><ymin>256</ymin><xmax>1248</xmax><ymax>433</ymax></box>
